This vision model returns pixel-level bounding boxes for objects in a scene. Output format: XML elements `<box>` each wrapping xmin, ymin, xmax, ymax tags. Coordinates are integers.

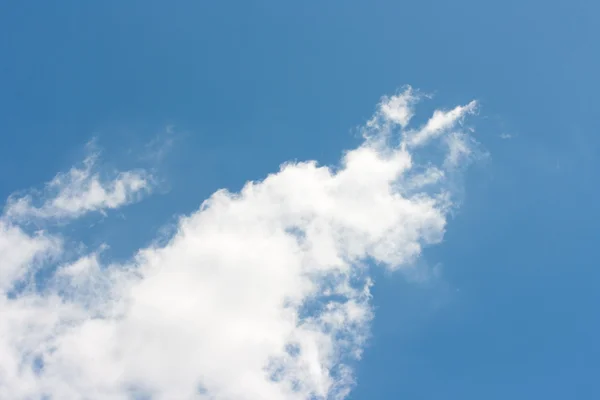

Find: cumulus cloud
<box><xmin>0</xmin><ymin>87</ymin><xmax>480</xmax><ymax>400</ymax></box>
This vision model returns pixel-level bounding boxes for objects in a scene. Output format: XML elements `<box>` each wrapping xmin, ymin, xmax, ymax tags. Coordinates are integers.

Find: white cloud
<box><xmin>445</xmin><ymin>132</ymin><xmax>473</xmax><ymax>169</ymax></box>
<box><xmin>407</xmin><ymin>100</ymin><xmax>477</xmax><ymax>148</ymax></box>
<box><xmin>0</xmin><ymin>222</ymin><xmax>60</xmax><ymax>292</ymax></box>
<box><xmin>375</xmin><ymin>86</ymin><xmax>418</xmax><ymax>128</ymax></box>
<box><xmin>0</xmin><ymin>88</ymin><xmax>480</xmax><ymax>400</ymax></box>
<box><xmin>4</xmin><ymin>153</ymin><xmax>152</xmax><ymax>221</ymax></box>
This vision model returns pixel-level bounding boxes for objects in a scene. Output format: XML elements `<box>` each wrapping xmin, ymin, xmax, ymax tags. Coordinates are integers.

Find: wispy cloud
<box><xmin>374</xmin><ymin>86</ymin><xmax>419</xmax><ymax>128</ymax></box>
<box><xmin>0</xmin><ymin>87</ymin><xmax>481</xmax><ymax>400</ymax></box>
<box><xmin>139</xmin><ymin>125</ymin><xmax>177</xmax><ymax>162</ymax></box>
<box><xmin>4</xmin><ymin>153</ymin><xmax>153</xmax><ymax>221</ymax></box>
<box><xmin>407</xmin><ymin>100</ymin><xmax>478</xmax><ymax>148</ymax></box>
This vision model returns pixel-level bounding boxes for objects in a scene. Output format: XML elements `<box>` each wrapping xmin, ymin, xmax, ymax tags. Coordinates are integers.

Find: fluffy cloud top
<box><xmin>0</xmin><ymin>87</ymin><xmax>479</xmax><ymax>400</ymax></box>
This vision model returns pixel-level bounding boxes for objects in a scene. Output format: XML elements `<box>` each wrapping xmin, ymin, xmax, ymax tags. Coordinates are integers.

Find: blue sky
<box><xmin>1</xmin><ymin>1</ymin><xmax>599</xmax><ymax>399</ymax></box>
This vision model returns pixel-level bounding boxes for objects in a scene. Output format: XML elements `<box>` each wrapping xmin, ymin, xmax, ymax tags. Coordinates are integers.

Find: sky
<box><xmin>1</xmin><ymin>1</ymin><xmax>599</xmax><ymax>399</ymax></box>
